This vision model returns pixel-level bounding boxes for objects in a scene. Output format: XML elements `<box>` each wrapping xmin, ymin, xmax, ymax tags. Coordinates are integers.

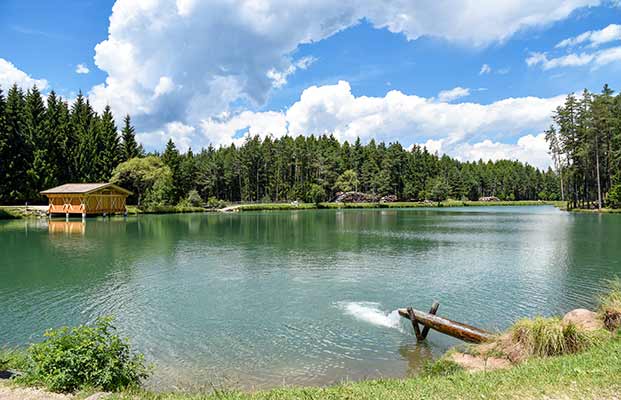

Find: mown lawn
<box><xmin>106</xmin><ymin>335</ymin><xmax>621</xmax><ymax>400</ymax></box>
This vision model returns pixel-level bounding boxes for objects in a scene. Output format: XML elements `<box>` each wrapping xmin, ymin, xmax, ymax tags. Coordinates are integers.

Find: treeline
<box><xmin>546</xmin><ymin>85</ymin><xmax>621</xmax><ymax>209</ymax></box>
<box><xmin>118</xmin><ymin>136</ymin><xmax>560</xmax><ymax>208</ymax></box>
<box><xmin>0</xmin><ymin>84</ymin><xmax>142</xmax><ymax>204</ymax></box>
<box><xmin>1</xmin><ymin>83</ymin><xmax>560</xmax><ymax>207</ymax></box>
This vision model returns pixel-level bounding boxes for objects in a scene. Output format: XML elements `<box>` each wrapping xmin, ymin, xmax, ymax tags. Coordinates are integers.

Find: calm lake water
<box><xmin>1</xmin><ymin>206</ymin><xmax>620</xmax><ymax>390</ymax></box>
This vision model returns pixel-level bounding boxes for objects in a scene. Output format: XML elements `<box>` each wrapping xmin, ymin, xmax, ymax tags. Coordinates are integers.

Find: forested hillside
<box><xmin>1</xmin><ymin>83</ymin><xmax>561</xmax><ymax>206</ymax></box>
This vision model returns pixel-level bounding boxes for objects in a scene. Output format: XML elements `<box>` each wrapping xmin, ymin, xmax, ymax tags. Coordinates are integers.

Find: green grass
<box><xmin>126</xmin><ymin>205</ymin><xmax>207</xmax><ymax>214</ymax></box>
<box><xmin>0</xmin><ymin>207</ymin><xmax>22</xmax><ymax>219</ymax></box>
<box><xmin>510</xmin><ymin>317</ymin><xmax>599</xmax><ymax>358</ymax></box>
<box><xmin>98</xmin><ymin>335</ymin><xmax>621</xmax><ymax>400</ymax></box>
<box><xmin>232</xmin><ymin>200</ymin><xmax>555</xmax><ymax>212</ymax></box>
<box><xmin>599</xmin><ymin>278</ymin><xmax>621</xmax><ymax>331</ymax></box>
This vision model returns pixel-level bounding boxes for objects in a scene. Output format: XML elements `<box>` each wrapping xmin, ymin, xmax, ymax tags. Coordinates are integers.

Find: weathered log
<box><xmin>407</xmin><ymin>307</ymin><xmax>423</xmax><ymax>340</ymax></box>
<box><xmin>398</xmin><ymin>308</ymin><xmax>492</xmax><ymax>343</ymax></box>
<box><xmin>421</xmin><ymin>301</ymin><xmax>440</xmax><ymax>339</ymax></box>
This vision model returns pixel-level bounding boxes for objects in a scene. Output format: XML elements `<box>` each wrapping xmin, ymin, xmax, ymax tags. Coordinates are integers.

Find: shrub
<box><xmin>606</xmin><ymin>184</ymin><xmax>621</xmax><ymax>209</ymax></box>
<box><xmin>598</xmin><ymin>278</ymin><xmax>621</xmax><ymax>331</ymax></box>
<box><xmin>22</xmin><ymin>317</ymin><xmax>149</xmax><ymax>393</ymax></box>
<box><xmin>206</xmin><ymin>197</ymin><xmax>227</xmax><ymax>209</ymax></box>
<box><xmin>510</xmin><ymin>317</ymin><xmax>594</xmax><ymax>358</ymax></box>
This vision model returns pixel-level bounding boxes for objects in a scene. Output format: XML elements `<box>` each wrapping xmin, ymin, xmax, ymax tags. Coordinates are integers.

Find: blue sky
<box><xmin>1</xmin><ymin>1</ymin><xmax>621</xmax><ymax>168</ymax></box>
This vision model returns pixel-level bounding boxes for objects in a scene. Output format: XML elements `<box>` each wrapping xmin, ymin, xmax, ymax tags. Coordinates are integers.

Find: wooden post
<box><xmin>398</xmin><ymin>308</ymin><xmax>492</xmax><ymax>343</ymax></box>
<box><xmin>407</xmin><ymin>307</ymin><xmax>423</xmax><ymax>341</ymax></box>
<box><xmin>421</xmin><ymin>301</ymin><xmax>440</xmax><ymax>339</ymax></box>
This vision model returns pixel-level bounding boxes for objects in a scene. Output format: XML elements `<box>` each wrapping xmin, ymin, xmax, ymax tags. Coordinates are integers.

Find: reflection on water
<box><xmin>48</xmin><ymin>220</ymin><xmax>86</xmax><ymax>235</ymax></box>
<box><xmin>1</xmin><ymin>206</ymin><xmax>620</xmax><ymax>390</ymax></box>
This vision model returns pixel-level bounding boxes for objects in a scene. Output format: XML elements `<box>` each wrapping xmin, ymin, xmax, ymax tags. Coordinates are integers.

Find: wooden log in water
<box><xmin>421</xmin><ymin>301</ymin><xmax>440</xmax><ymax>339</ymax></box>
<box><xmin>407</xmin><ymin>307</ymin><xmax>423</xmax><ymax>340</ymax></box>
<box><xmin>398</xmin><ymin>308</ymin><xmax>492</xmax><ymax>343</ymax></box>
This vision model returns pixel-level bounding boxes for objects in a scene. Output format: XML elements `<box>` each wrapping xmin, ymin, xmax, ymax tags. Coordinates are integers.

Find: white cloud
<box><xmin>88</xmin><ymin>0</ymin><xmax>600</xmax><ymax>134</ymax></box>
<box><xmin>420</xmin><ymin>134</ymin><xmax>551</xmax><ymax>169</ymax></box>
<box><xmin>479</xmin><ymin>64</ymin><xmax>492</xmax><ymax>74</ymax></box>
<box><xmin>137</xmin><ymin>121</ymin><xmax>196</xmax><ymax>152</ymax></box>
<box><xmin>556</xmin><ymin>23</ymin><xmax>621</xmax><ymax>48</ymax></box>
<box><xmin>0</xmin><ymin>58</ymin><xmax>48</xmax><ymax>91</ymax></box>
<box><xmin>193</xmin><ymin>80</ymin><xmax>561</xmax><ymax>169</ymax></box>
<box><xmin>75</xmin><ymin>63</ymin><xmax>90</xmax><ymax>74</ymax></box>
<box><xmin>527</xmin><ymin>46</ymin><xmax>621</xmax><ymax>69</ymax></box>
<box><xmin>437</xmin><ymin>87</ymin><xmax>470</xmax><ymax>102</ymax></box>
<box><xmin>267</xmin><ymin>56</ymin><xmax>317</xmax><ymax>88</ymax></box>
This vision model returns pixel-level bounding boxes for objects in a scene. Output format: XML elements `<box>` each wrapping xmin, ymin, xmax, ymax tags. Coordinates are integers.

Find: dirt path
<box><xmin>0</xmin><ymin>383</ymin><xmax>72</xmax><ymax>400</ymax></box>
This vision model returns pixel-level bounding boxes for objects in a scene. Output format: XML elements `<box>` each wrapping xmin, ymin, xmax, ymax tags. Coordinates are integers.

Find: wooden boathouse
<box><xmin>41</xmin><ymin>183</ymin><xmax>132</xmax><ymax>217</ymax></box>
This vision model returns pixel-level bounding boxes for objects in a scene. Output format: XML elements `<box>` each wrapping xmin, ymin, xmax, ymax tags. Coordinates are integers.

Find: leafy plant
<box><xmin>22</xmin><ymin>317</ymin><xmax>149</xmax><ymax>393</ymax></box>
<box><xmin>606</xmin><ymin>184</ymin><xmax>621</xmax><ymax>209</ymax></box>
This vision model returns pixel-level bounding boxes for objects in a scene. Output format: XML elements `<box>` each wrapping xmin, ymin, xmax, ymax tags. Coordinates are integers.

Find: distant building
<box><xmin>40</xmin><ymin>183</ymin><xmax>132</xmax><ymax>217</ymax></box>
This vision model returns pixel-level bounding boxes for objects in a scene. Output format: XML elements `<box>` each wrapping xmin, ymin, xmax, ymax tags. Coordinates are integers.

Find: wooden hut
<box><xmin>41</xmin><ymin>183</ymin><xmax>132</xmax><ymax>217</ymax></box>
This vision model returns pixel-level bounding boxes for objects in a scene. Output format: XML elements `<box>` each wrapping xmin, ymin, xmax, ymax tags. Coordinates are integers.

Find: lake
<box><xmin>1</xmin><ymin>206</ymin><xmax>620</xmax><ymax>390</ymax></box>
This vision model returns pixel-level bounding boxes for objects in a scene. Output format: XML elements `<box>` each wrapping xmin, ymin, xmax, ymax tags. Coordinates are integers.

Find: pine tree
<box><xmin>25</xmin><ymin>85</ymin><xmax>49</xmax><ymax>197</ymax></box>
<box><xmin>98</xmin><ymin>105</ymin><xmax>121</xmax><ymax>181</ymax></box>
<box><xmin>120</xmin><ymin>114</ymin><xmax>139</xmax><ymax>161</ymax></box>
<box><xmin>3</xmin><ymin>85</ymin><xmax>30</xmax><ymax>202</ymax></box>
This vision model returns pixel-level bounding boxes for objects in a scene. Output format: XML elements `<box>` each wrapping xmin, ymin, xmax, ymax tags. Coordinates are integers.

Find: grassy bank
<box><xmin>0</xmin><ymin>207</ymin><xmax>21</xmax><ymax>220</ymax></box>
<box><xmin>3</xmin><ymin>335</ymin><xmax>620</xmax><ymax>400</ymax></box>
<box><xmin>231</xmin><ymin>200</ymin><xmax>558</xmax><ymax>212</ymax></box>
<box><xmin>105</xmin><ymin>335</ymin><xmax>621</xmax><ymax>399</ymax></box>
<box><xmin>126</xmin><ymin>205</ymin><xmax>207</xmax><ymax>214</ymax></box>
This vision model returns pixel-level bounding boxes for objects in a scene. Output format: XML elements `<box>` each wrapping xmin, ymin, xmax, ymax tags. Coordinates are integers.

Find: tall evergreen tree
<box><xmin>98</xmin><ymin>105</ymin><xmax>121</xmax><ymax>181</ymax></box>
<box><xmin>120</xmin><ymin>114</ymin><xmax>139</xmax><ymax>161</ymax></box>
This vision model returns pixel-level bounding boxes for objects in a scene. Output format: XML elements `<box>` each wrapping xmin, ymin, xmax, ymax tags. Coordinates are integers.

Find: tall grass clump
<box><xmin>599</xmin><ymin>278</ymin><xmax>621</xmax><ymax>331</ymax></box>
<box><xmin>21</xmin><ymin>317</ymin><xmax>149</xmax><ymax>393</ymax></box>
<box><xmin>510</xmin><ymin>317</ymin><xmax>595</xmax><ymax>358</ymax></box>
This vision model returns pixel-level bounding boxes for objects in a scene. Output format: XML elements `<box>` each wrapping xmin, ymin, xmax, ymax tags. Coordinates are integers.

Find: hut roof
<box><xmin>40</xmin><ymin>183</ymin><xmax>133</xmax><ymax>195</ymax></box>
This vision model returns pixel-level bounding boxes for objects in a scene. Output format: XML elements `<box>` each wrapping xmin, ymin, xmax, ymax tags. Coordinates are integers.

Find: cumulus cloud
<box><xmin>527</xmin><ymin>46</ymin><xmax>621</xmax><ymax>69</ymax></box>
<box><xmin>556</xmin><ymin>23</ymin><xmax>621</xmax><ymax>48</ymax></box>
<box><xmin>419</xmin><ymin>134</ymin><xmax>551</xmax><ymax>169</ymax></box>
<box><xmin>479</xmin><ymin>64</ymin><xmax>492</xmax><ymax>74</ymax></box>
<box><xmin>75</xmin><ymin>63</ymin><xmax>90</xmax><ymax>74</ymax></box>
<box><xmin>89</xmin><ymin>0</ymin><xmax>600</xmax><ymax>133</ymax></box>
<box><xmin>191</xmin><ymin>80</ymin><xmax>562</xmax><ymax>169</ymax></box>
<box><xmin>137</xmin><ymin>121</ymin><xmax>196</xmax><ymax>152</ymax></box>
<box><xmin>437</xmin><ymin>87</ymin><xmax>470</xmax><ymax>102</ymax></box>
<box><xmin>0</xmin><ymin>58</ymin><xmax>48</xmax><ymax>91</ymax></box>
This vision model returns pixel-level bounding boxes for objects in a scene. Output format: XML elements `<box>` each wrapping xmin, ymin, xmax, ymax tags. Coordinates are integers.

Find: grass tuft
<box><xmin>422</xmin><ymin>359</ymin><xmax>463</xmax><ymax>377</ymax></box>
<box><xmin>510</xmin><ymin>317</ymin><xmax>595</xmax><ymax>358</ymax></box>
<box><xmin>598</xmin><ymin>278</ymin><xmax>621</xmax><ymax>331</ymax></box>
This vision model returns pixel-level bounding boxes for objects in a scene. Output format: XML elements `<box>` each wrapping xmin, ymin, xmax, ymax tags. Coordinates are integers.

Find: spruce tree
<box><xmin>98</xmin><ymin>105</ymin><xmax>121</xmax><ymax>181</ymax></box>
<box><xmin>121</xmin><ymin>114</ymin><xmax>139</xmax><ymax>161</ymax></box>
<box><xmin>25</xmin><ymin>85</ymin><xmax>49</xmax><ymax>196</ymax></box>
<box><xmin>3</xmin><ymin>85</ymin><xmax>30</xmax><ymax>202</ymax></box>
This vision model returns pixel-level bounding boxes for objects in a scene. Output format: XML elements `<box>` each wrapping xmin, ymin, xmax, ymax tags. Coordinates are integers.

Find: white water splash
<box><xmin>339</xmin><ymin>301</ymin><xmax>404</xmax><ymax>332</ymax></box>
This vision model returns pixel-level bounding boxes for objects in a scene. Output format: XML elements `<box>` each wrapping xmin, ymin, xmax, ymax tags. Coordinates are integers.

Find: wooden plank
<box><xmin>398</xmin><ymin>308</ymin><xmax>492</xmax><ymax>343</ymax></box>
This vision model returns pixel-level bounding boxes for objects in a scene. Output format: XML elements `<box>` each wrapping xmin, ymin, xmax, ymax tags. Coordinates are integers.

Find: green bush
<box><xmin>22</xmin><ymin>317</ymin><xmax>149</xmax><ymax>393</ymax></box>
<box><xmin>206</xmin><ymin>197</ymin><xmax>227</xmax><ymax>209</ymax></box>
<box><xmin>606</xmin><ymin>184</ymin><xmax>621</xmax><ymax>209</ymax></box>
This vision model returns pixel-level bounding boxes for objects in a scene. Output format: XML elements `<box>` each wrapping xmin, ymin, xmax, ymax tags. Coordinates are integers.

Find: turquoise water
<box><xmin>1</xmin><ymin>206</ymin><xmax>620</xmax><ymax>390</ymax></box>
